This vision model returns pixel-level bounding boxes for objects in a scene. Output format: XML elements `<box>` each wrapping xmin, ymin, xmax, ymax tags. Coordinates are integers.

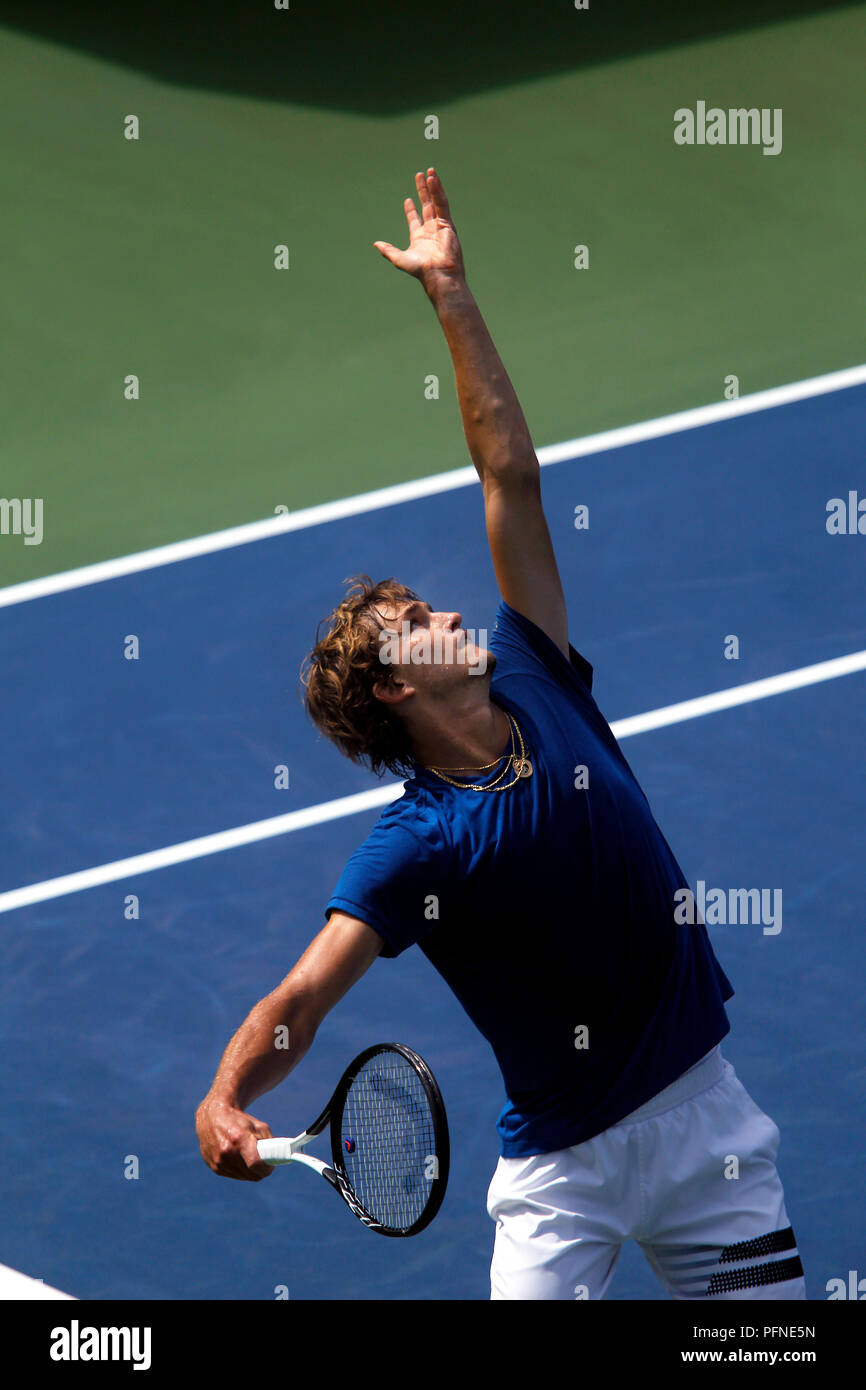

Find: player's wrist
<box><xmin>201</xmin><ymin>1084</ymin><xmax>246</xmax><ymax>1114</ymax></box>
<box><xmin>424</xmin><ymin>268</ymin><xmax>470</xmax><ymax>307</ymax></box>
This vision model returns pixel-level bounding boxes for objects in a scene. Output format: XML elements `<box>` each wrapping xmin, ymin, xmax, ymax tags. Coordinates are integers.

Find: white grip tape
<box><xmin>257</xmin><ymin>1138</ymin><xmax>296</xmax><ymax>1164</ymax></box>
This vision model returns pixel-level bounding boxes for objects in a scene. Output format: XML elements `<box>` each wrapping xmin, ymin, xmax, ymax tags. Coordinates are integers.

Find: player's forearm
<box><xmin>203</xmin><ymin>987</ymin><xmax>316</xmax><ymax>1111</ymax></box>
<box><xmin>427</xmin><ymin>274</ymin><xmax>538</xmax><ymax>483</ymax></box>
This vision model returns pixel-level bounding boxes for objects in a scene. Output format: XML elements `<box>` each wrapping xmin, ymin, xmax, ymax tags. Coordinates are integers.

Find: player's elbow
<box><xmin>277</xmin><ymin>912</ymin><xmax>384</xmax><ymax>1039</ymax></box>
<box><xmin>480</xmin><ymin>453</ymin><xmax>540</xmax><ymax>494</ymax></box>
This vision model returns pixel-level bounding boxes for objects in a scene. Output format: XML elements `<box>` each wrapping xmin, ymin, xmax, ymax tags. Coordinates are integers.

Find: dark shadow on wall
<box><xmin>0</xmin><ymin>0</ymin><xmax>857</xmax><ymax>116</ymax></box>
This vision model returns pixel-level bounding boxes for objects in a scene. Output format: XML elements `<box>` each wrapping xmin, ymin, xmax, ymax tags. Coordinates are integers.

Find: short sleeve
<box><xmin>491</xmin><ymin>600</ymin><xmax>593</xmax><ymax>693</ymax></box>
<box><xmin>324</xmin><ymin>796</ymin><xmax>451</xmax><ymax>959</ymax></box>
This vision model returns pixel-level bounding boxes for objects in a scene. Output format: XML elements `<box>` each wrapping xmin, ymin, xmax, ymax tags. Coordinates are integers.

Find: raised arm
<box><xmin>374</xmin><ymin>167</ymin><xmax>569</xmax><ymax>658</ymax></box>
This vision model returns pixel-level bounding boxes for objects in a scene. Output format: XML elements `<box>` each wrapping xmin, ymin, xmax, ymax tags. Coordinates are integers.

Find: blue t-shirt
<box><xmin>326</xmin><ymin>600</ymin><xmax>733</xmax><ymax>1157</ymax></box>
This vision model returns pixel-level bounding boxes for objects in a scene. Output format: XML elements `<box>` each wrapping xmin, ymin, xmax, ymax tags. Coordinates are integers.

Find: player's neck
<box><xmin>409</xmin><ymin>694</ymin><xmax>512</xmax><ymax>772</ymax></box>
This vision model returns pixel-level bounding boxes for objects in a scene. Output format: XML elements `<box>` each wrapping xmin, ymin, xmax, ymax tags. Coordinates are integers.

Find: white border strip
<box><xmin>2</xmin><ymin>645</ymin><xmax>863</xmax><ymax>915</ymax></box>
<box><xmin>2</xmin><ymin>363</ymin><xmax>864</xmax><ymax>610</ymax></box>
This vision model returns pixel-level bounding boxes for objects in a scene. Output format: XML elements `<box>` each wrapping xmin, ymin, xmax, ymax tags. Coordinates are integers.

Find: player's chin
<box><xmin>462</xmin><ymin>645</ymin><xmax>495</xmax><ymax>678</ymax></box>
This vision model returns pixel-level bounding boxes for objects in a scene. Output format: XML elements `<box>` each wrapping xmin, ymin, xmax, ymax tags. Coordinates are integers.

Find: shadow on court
<box><xmin>0</xmin><ymin>0</ymin><xmax>859</xmax><ymax>116</ymax></box>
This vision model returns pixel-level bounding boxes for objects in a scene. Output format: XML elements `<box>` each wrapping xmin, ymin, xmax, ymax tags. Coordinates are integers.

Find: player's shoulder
<box><xmin>490</xmin><ymin>599</ymin><xmax>593</xmax><ymax>693</ymax></box>
<box><xmin>366</xmin><ymin>777</ymin><xmax>452</xmax><ymax>855</ymax></box>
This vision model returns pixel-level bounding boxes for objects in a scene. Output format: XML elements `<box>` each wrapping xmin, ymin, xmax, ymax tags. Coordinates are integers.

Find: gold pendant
<box><xmin>513</xmin><ymin>758</ymin><xmax>533</xmax><ymax>779</ymax></box>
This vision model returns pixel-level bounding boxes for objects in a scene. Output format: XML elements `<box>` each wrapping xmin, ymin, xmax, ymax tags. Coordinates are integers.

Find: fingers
<box><xmin>373</xmin><ymin>170</ymin><xmax>455</xmax><ymax>276</ymax></box>
<box><xmin>197</xmin><ymin>1103</ymin><xmax>275</xmax><ymax>1182</ymax></box>
<box><xmin>395</xmin><ymin>169</ymin><xmax>450</xmax><ymax>246</ymax></box>
<box><xmin>373</xmin><ymin>240</ymin><xmax>399</xmax><ymax>262</ymax></box>
<box><xmin>205</xmin><ymin>1140</ymin><xmax>256</xmax><ymax>1181</ymax></box>
<box><xmin>240</xmin><ymin>1130</ymin><xmax>274</xmax><ymax>1182</ymax></box>
<box><xmin>403</xmin><ymin>194</ymin><xmax>422</xmax><ymax>236</ymax></box>
<box><xmin>216</xmin><ymin>1145</ymin><xmax>257</xmax><ymax>1178</ymax></box>
<box><xmin>415</xmin><ymin>169</ymin><xmax>435</xmax><ymax>223</ymax></box>
<box><xmin>426</xmin><ymin>166</ymin><xmax>453</xmax><ymax>224</ymax></box>
<box><xmin>372</xmin><ymin>244</ymin><xmax>414</xmax><ymax>276</ymax></box>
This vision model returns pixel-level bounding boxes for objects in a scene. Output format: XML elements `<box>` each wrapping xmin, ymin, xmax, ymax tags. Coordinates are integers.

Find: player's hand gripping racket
<box><xmin>256</xmin><ymin>1043</ymin><xmax>449</xmax><ymax>1237</ymax></box>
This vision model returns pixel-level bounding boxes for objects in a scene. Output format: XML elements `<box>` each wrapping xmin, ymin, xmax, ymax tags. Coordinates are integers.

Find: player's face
<box><xmin>372</xmin><ymin>599</ymin><xmax>494</xmax><ymax>693</ymax></box>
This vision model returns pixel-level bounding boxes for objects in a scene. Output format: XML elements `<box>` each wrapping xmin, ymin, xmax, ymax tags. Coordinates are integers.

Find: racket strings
<box><xmin>340</xmin><ymin>1053</ymin><xmax>438</xmax><ymax>1230</ymax></box>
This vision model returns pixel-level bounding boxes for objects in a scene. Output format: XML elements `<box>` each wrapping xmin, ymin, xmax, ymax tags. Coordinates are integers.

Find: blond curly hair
<box><xmin>300</xmin><ymin>574</ymin><xmax>421</xmax><ymax>777</ymax></box>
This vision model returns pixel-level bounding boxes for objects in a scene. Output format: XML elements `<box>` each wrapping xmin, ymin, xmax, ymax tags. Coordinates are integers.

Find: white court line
<box><xmin>0</xmin><ymin>1263</ymin><xmax>76</xmax><ymax>1300</ymax></box>
<box><xmin>1</xmin><ymin>646</ymin><xmax>864</xmax><ymax>916</ymax></box>
<box><xmin>1</xmin><ymin>363</ymin><xmax>864</xmax><ymax>610</ymax></box>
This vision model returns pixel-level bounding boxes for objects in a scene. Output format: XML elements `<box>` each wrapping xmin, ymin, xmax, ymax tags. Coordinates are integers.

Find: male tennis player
<box><xmin>196</xmin><ymin>168</ymin><xmax>804</xmax><ymax>1301</ymax></box>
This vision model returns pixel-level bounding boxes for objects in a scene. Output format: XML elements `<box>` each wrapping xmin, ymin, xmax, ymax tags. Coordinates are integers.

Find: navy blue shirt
<box><xmin>326</xmin><ymin>601</ymin><xmax>733</xmax><ymax>1157</ymax></box>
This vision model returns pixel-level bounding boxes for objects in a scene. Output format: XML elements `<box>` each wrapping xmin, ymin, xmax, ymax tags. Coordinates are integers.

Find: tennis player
<box><xmin>196</xmin><ymin>168</ymin><xmax>804</xmax><ymax>1301</ymax></box>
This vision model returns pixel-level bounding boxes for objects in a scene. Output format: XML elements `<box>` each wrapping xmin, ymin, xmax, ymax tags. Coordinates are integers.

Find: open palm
<box><xmin>374</xmin><ymin>167</ymin><xmax>465</xmax><ymax>289</ymax></box>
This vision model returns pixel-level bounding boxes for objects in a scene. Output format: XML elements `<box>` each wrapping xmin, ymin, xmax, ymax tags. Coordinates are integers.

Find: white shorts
<box><xmin>487</xmin><ymin>1046</ymin><xmax>805</xmax><ymax>1300</ymax></box>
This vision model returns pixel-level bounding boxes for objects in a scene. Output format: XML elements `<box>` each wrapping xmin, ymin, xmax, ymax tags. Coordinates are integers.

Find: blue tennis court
<box><xmin>1</xmin><ymin>375</ymin><xmax>864</xmax><ymax>1299</ymax></box>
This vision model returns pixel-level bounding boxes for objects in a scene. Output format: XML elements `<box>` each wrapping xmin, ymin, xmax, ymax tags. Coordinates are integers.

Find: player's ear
<box><xmin>372</xmin><ymin>674</ymin><xmax>413</xmax><ymax>706</ymax></box>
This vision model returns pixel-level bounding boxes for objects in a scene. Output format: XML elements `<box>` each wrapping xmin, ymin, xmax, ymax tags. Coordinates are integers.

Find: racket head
<box><xmin>328</xmin><ymin>1043</ymin><xmax>449</xmax><ymax>1238</ymax></box>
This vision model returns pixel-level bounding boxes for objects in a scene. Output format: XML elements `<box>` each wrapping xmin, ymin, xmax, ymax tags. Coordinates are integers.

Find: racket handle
<box><xmin>257</xmin><ymin>1138</ymin><xmax>297</xmax><ymax>1165</ymax></box>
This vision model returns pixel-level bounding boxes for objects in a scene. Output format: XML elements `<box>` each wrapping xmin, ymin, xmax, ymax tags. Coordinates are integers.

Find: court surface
<box><xmin>1</xmin><ymin>372</ymin><xmax>863</xmax><ymax>1299</ymax></box>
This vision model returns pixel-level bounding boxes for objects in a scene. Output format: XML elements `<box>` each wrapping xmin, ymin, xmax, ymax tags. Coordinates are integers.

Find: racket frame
<box><xmin>327</xmin><ymin>1042</ymin><xmax>450</xmax><ymax>1238</ymax></box>
<box><xmin>257</xmin><ymin>1042</ymin><xmax>449</xmax><ymax>1237</ymax></box>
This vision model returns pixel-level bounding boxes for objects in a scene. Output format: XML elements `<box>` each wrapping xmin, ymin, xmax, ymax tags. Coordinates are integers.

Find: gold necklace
<box><xmin>425</xmin><ymin>713</ymin><xmax>533</xmax><ymax>792</ymax></box>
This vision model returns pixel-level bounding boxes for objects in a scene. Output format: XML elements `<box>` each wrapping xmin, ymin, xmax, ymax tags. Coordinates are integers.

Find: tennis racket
<box><xmin>256</xmin><ymin>1042</ymin><xmax>449</xmax><ymax>1237</ymax></box>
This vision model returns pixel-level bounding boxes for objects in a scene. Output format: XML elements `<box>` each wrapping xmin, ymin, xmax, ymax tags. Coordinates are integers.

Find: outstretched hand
<box><xmin>374</xmin><ymin>167</ymin><xmax>466</xmax><ymax>294</ymax></box>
